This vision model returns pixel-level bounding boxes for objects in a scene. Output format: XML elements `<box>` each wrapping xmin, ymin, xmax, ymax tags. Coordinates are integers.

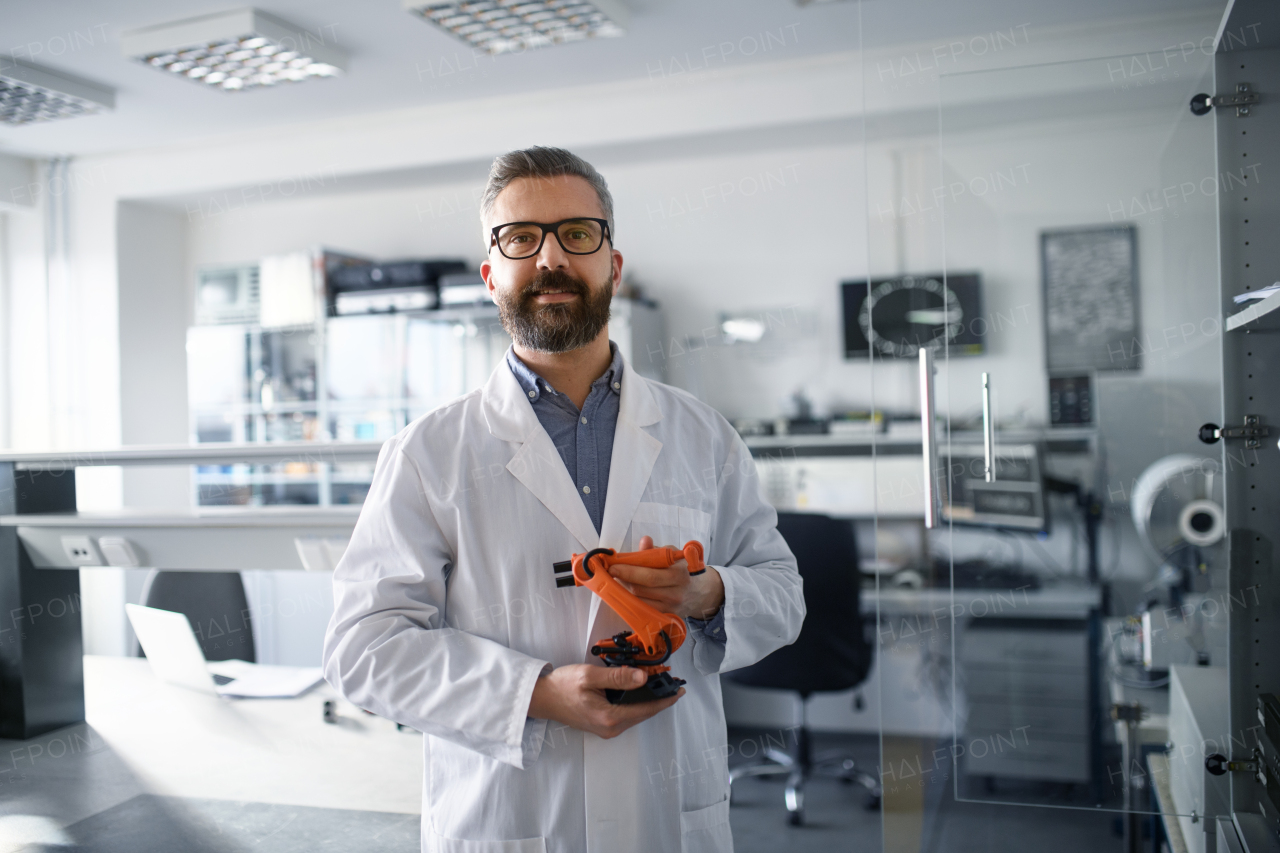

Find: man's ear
<box><xmin>480</xmin><ymin>259</ymin><xmax>496</xmax><ymax>296</ymax></box>
<box><xmin>610</xmin><ymin>249</ymin><xmax>624</xmax><ymax>294</ymax></box>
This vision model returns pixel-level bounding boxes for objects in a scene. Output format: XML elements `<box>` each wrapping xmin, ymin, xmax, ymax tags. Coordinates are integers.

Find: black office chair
<box><xmin>135</xmin><ymin>570</ymin><xmax>257</xmax><ymax>662</ymax></box>
<box><xmin>726</xmin><ymin>512</ymin><xmax>879</xmax><ymax>825</ymax></box>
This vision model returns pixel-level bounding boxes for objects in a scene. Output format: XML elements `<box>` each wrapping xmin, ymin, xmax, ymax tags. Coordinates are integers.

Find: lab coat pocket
<box><xmin>679</xmin><ymin>797</ymin><xmax>731</xmax><ymax>853</ymax></box>
<box><xmin>424</xmin><ymin>829</ymin><xmax>547</xmax><ymax>853</ymax></box>
<box><xmin>631</xmin><ymin>502</ymin><xmax>713</xmax><ymax>551</ymax></box>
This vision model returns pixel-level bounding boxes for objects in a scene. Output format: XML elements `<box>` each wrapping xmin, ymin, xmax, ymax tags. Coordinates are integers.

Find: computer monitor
<box><xmin>941</xmin><ymin>443</ymin><xmax>1048</xmax><ymax>533</ymax></box>
<box><xmin>841</xmin><ymin>273</ymin><xmax>984</xmax><ymax>359</ymax></box>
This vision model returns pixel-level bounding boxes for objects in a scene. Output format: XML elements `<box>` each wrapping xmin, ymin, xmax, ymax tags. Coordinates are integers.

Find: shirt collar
<box><xmin>506</xmin><ymin>342</ymin><xmax>624</xmax><ymax>403</ymax></box>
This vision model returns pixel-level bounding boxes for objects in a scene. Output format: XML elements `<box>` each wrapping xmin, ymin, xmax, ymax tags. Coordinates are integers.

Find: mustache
<box><xmin>521</xmin><ymin>270</ymin><xmax>590</xmax><ymax>299</ymax></box>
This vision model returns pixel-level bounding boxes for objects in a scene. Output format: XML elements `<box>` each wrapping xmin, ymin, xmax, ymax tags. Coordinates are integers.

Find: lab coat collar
<box><xmin>480</xmin><ymin>344</ymin><xmax>662</xmax><ymax>440</ymax></box>
<box><xmin>482</xmin><ymin>359</ymin><xmax>600</xmax><ymax>553</ymax></box>
<box><xmin>481</xmin><ymin>347</ymin><xmax>665</xmax><ymax>656</ymax></box>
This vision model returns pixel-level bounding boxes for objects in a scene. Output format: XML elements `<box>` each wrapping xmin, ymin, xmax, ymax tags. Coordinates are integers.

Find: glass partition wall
<box><xmin>857</xmin><ymin>10</ymin><xmax>1228</xmax><ymax>852</ymax></box>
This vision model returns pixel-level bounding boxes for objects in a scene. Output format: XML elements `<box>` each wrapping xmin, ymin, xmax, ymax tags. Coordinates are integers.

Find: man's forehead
<box><xmin>488</xmin><ymin>173</ymin><xmax>603</xmax><ymax>223</ymax></box>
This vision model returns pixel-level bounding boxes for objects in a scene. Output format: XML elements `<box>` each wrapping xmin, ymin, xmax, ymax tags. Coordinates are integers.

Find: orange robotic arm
<box><xmin>553</xmin><ymin>541</ymin><xmax>705</xmax><ymax>704</ymax></box>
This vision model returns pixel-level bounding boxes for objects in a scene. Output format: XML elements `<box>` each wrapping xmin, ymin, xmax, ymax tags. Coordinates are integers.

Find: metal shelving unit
<box><xmin>188</xmin><ymin>259</ymin><xmax>512</xmax><ymax>508</ymax></box>
<box><xmin>1225</xmin><ymin>288</ymin><xmax>1280</xmax><ymax>332</ymax></box>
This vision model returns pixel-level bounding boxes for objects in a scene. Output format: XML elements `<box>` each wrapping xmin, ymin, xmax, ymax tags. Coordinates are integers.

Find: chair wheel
<box><xmin>788</xmin><ymin>810</ymin><xmax>803</xmax><ymax>826</ymax></box>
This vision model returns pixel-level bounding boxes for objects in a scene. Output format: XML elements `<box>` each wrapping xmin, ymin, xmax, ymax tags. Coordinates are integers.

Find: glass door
<box><xmin>873</xmin><ymin>33</ymin><xmax>1228</xmax><ymax>853</ymax></box>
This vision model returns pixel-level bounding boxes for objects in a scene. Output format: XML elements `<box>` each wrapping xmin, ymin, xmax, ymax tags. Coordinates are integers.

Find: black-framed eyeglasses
<box><xmin>489</xmin><ymin>218</ymin><xmax>611</xmax><ymax>260</ymax></box>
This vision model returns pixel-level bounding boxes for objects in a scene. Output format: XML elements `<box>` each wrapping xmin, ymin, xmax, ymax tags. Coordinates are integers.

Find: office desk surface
<box><xmin>0</xmin><ymin>656</ymin><xmax>422</xmax><ymax>831</ymax></box>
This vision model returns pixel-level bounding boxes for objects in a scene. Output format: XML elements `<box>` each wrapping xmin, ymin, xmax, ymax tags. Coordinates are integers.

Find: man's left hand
<box><xmin>609</xmin><ymin>535</ymin><xmax>725</xmax><ymax>621</ymax></box>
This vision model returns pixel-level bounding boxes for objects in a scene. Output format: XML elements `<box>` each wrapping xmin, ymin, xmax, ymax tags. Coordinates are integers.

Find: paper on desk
<box><xmin>1233</xmin><ymin>282</ymin><xmax>1280</xmax><ymax>304</ymax></box>
<box><xmin>206</xmin><ymin>659</ymin><xmax>324</xmax><ymax>698</ymax></box>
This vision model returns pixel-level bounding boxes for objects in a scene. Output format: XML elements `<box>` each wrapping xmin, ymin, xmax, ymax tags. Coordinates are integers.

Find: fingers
<box><xmin>612</xmin><ymin>689</ymin><xmax>683</xmax><ymax>722</ymax></box>
<box><xmin>595</xmin><ymin>688</ymin><xmax>684</xmax><ymax>737</ymax></box>
<box><xmin>638</xmin><ymin>535</ymin><xmax>654</xmax><ymax>550</ymax></box>
<box><xmin>610</xmin><ymin>563</ymin><xmax>686</xmax><ymax>588</ymax></box>
<box><xmin>582</xmin><ymin>665</ymin><xmax>647</xmax><ymax>690</ymax></box>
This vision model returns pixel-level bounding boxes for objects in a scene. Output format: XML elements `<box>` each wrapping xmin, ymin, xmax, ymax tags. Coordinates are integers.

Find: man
<box><xmin>323</xmin><ymin>147</ymin><xmax>804</xmax><ymax>853</ymax></box>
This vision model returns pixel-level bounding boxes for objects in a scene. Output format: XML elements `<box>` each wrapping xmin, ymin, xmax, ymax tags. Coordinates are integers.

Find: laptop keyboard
<box><xmin>212</xmin><ymin>674</ymin><xmax>236</xmax><ymax>686</ymax></box>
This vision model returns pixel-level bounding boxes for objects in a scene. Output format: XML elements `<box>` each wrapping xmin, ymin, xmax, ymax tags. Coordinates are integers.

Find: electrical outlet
<box><xmin>60</xmin><ymin>535</ymin><xmax>102</xmax><ymax>566</ymax></box>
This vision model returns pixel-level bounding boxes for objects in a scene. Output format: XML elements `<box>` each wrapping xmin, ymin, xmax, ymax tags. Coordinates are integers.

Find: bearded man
<box><xmin>323</xmin><ymin>146</ymin><xmax>804</xmax><ymax>853</ymax></box>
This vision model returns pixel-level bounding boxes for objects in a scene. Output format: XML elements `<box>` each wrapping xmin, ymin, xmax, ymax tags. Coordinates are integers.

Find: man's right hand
<box><xmin>527</xmin><ymin>664</ymin><xmax>683</xmax><ymax>739</ymax></box>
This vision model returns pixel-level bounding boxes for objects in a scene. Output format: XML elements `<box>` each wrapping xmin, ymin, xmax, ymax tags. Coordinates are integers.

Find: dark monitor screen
<box><xmin>841</xmin><ymin>273</ymin><xmax>984</xmax><ymax>358</ymax></box>
<box><xmin>942</xmin><ymin>444</ymin><xmax>1047</xmax><ymax>533</ymax></box>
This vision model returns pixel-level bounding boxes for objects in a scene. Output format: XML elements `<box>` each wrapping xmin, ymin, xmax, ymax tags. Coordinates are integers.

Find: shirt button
<box><xmin>613</xmin><ymin>382</ymin><xmax>620</xmax><ymax>390</ymax></box>
<box><xmin>582</xmin><ymin>485</ymin><xmax>591</xmax><ymax>494</ymax></box>
<box><xmin>580</xmin><ymin>416</ymin><xmax>587</xmax><ymax>424</ymax></box>
<box><xmin>527</xmin><ymin>390</ymin><xmax>536</xmax><ymax>399</ymax></box>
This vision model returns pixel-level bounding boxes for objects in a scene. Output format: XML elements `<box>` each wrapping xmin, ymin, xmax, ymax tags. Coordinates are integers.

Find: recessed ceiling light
<box><xmin>121</xmin><ymin>9</ymin><xmax>347</xmax><ymax>92</ymax></box>
<box><xmin>0</xmin><ymin>58</ymin><xmax>114</xmax><ymax>126</ymax></box>
<box><xmin>404</xmin><ymin>0</ymin><xmax>629</xmax><ymax>55</ymax></box>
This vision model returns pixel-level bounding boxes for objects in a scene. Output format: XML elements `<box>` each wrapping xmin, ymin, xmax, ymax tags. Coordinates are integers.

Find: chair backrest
<box><xmin>136</xmin><ymin>570</ymin><xmax>256</xmax><ymax>663</ymax></box>
<box><xmin>725</xmin><ymin>512</ymin><xmax>871</xmax><ymax>696</ymax></box>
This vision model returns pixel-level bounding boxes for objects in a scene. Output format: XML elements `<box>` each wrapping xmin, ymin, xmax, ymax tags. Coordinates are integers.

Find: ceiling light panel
<box><xmin>121</xmin><ymin>9</ymin><xmax>347</xmax><ymax>92</ymax></box>
<box><xmin>404</xmin><ymin>0</ymin><xmax>629</xmax><ymax>55</ymax></box>
<box><xmin>0</xmin><ymin>60</ymin><xmax>114</xmax><ymax>125</ymax></box>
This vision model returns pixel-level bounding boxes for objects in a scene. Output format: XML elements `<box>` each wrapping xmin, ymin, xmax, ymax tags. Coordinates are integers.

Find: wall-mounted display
<box><xmin>841</xmin><ymin>273</ymin><xmax>984</xmax><ymax>358</ymax></box>
<box><xmin>1041</xmin><ymin>225</ymin><xmax>1140</xmax><ymax>372</ymax></box>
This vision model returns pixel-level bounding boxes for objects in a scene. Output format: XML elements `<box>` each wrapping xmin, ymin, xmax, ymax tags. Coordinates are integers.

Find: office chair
<box><xmin>725</xmin><ymin>512</ymin><xmax>880</xmax><ymax>826</ymax></box>
<box><xmin>135</xmin><ymin>570</ymin><xmax>257</xmax><ymax>662</ymax></box>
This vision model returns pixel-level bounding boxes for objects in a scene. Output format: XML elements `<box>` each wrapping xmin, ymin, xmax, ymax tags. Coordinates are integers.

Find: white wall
<box><xmin>31</xmin><ymin>7</ymin><xmax>1227</xmax><ymax>663</ymax></box>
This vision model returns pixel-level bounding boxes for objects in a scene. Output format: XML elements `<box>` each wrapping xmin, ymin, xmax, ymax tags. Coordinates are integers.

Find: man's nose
<box><xmin>535</xmin><ymin>232</ymin><xmax>570</xmax><ymax>271</ymax></box>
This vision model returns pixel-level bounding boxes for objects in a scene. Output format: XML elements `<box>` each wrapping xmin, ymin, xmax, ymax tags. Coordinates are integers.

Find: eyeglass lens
<box><xmin>496</xmin><ymin>220</ymin><xmax>604</xmax><ymax>258</ymax></box>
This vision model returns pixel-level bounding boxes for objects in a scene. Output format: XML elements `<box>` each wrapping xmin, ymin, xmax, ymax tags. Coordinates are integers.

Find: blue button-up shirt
<box><xmin>506</xmin><ymin>344</ymin><xmax>725</xmax><ymax>641</ymax></box>
<box><xmin>506</xmin><ymin>343</ymin><xmax>622</xmax><ymax>535</ymax></box>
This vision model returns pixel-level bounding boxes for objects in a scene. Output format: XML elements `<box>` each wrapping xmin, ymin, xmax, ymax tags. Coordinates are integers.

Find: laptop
<box><xmin>125</xmin><ymin>603</ymin><xmax>323</xmax><ymax>698</ymax></box>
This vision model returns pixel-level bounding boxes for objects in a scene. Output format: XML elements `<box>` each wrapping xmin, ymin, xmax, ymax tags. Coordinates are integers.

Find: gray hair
<box><xmin>480</xmin><ymin>147</ymin><xmax>614</xmax><ymax>240</ymax></box>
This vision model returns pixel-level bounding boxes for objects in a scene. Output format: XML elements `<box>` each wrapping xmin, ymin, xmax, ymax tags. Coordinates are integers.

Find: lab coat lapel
<box><xmin>481</xmin><ymin>359</ymin><xmax>599</xmax><ymax>554</ymax></box>
<box><xmin>584</xmin><ymin>366</ymin><xmax>663</xmax><ymax>652</ymax></box>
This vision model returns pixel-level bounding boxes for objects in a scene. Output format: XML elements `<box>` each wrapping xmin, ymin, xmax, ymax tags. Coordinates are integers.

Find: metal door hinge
<box><xmin>1200</xmin><ymin>415</ymin><xmax>1269</xmax><ymax>448</ymax></box>
<box><xmin>1191</xmin><ymin>83</ymin><xmax>1260</xmax><ymax>117</ymax></box>
<box><xmin>1206</xmin><ymin>752</ymin><xmax>1258</xmax><ymax>776</ymax></box>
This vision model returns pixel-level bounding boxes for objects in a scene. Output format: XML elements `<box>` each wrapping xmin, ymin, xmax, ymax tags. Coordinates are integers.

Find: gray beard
<box><xmin>495</xmin><ymin>270</ymin><xmax>613</xmax><ymax>354</ymax></box>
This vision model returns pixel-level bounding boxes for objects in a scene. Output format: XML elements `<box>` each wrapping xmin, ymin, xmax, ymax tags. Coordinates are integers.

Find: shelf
<box><xmin>194</xmin><ymin>472</ymin><xmax>374</xmax><ymax>485</ymax></box>
<box><xmin>1225</xmin><ymin>288</ymin><xmax>1280</xmax><ymax>331</ymax></box>
<box><xmin>330</xmin><ymin>304</ymin><xmax>499</xmax><ymax>324</ymax></box>
<box><xmin>4</xmin><ymin>506</ymin><xmax>362</xmax><ymax>527</ymax></box>
<box><xmin>191</xmin><ymin>402</ymin><xmax>319</xmax><ymax>416</ymax></box>
<box><xmin>0</xmin><ymin>441</ymin><xmax>385</xmax><ymax>471</ymax></box>
<box><xmin>861</xmin><ymin>583</ymin><xmax>1101</xmax><ymax>618</ymax></box>
<box><xmin>744</xmin><ymin>427</ymin><xmax>1096</xmax><ymax>457</ymax></box>
<box><xmin>5</xmin><ymin>507</ymin><xmax>361</xmax><ymax>572</ymax></box>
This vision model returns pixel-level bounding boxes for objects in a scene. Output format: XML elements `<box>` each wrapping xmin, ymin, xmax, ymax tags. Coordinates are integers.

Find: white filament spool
<box><xmin>1131</xmin><ymin>454</ymin><xmax>1224</xmax><ymax>564</ymax></box>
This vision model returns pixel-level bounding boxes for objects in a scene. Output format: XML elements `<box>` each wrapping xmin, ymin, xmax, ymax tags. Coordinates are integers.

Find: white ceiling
<box><xmin>0</xmin><ymin>0</ymin><xmax>1223</xmax><ymax>159</ymax></box>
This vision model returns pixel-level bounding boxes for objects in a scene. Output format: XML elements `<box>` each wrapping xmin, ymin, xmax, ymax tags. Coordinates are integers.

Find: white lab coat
<box><xmin>323</xmin><ymin>350</ymin><xmax>804</xmax><ymax>853</ymax></box>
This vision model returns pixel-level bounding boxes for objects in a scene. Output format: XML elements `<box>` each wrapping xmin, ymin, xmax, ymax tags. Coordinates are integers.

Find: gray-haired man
<box><xmin>323</xmin><ymin>147</ymin><xmax>803</xmax><ymax>852</ymax></box>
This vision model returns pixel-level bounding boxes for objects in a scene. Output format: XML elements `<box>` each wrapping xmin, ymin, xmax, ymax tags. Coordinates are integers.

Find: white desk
<box><xmin>0</xmin><ymin>656</ymin><xmax>422</xmax><ymax>831</ymax></box>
